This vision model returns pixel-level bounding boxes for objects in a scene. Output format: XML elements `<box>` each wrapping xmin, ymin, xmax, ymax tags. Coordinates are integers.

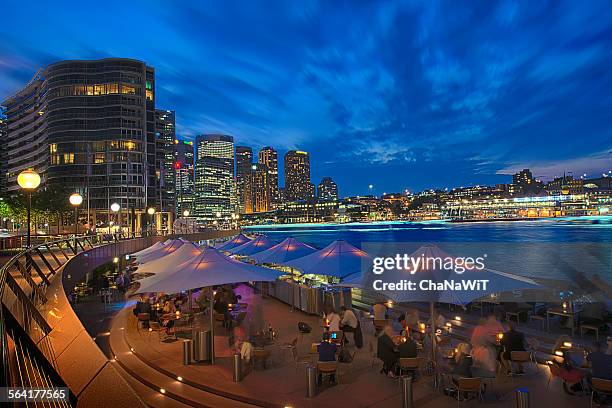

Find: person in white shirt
<box><xmin>324</xmin><ymin>305</ymin><xmax>341</xmax><ymax>332</ymax></box>
<box><xmin>341</xmin><ymin>306</ymin><xmax>358</xmax><ymax>330</ymax></box>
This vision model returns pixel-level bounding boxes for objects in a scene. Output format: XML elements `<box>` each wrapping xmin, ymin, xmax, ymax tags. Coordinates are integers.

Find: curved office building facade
<box><xmin>2</xmin><ymin>58</ymin><xmax>158</xmax><ymax>222</ymax></box>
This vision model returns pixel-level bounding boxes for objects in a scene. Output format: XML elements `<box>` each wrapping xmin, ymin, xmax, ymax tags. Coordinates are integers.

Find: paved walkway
<box><xmin>105</xmin><ymin>285</ymin><xmax>593</xmax><ymax>408</ymax></box>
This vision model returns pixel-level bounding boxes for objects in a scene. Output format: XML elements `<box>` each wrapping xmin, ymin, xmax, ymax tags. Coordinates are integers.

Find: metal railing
<box><xmin>0</xmin><ymin>229</ymin><xmax>237</xmax><ymax>406</ymax></box>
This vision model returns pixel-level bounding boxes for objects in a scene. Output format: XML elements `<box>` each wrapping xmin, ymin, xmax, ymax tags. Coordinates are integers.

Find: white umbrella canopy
<box><xmin>132</xmin><ymin>242</ymin><xmax>203</xmax><ymax>277</ymax></box>
<box><xmin>136</xmin><ymin>238</ymin><xmax>186</xmax><ymax>264</ymax></box>
<box><xmin>215</xmin><ymin>233</ymin><xmax>252</xmax><ymax>251</ymax></box>
<box><xmin>377</xmin><ymin>244</ymin><xmax>539</xmax><ymax>306</ymax></box>
<box><xmin>249</xmin><ymin>237</ymin><xmax>317</xmax><ymax>264</ymax></box>
<box><xmin>284</xmin><ymin>240</ymin><xmax>372</xmax><ymax>279</ymax></box>
<box><xmin>228</xmin><ymin>234</ymin><xmax>275</xmax><ymax>256</ymax></box>
<box><xmin>130</xmin><ymin>241</ymin><xmax>165</xmax><ymax>259</ymax></box>
<box><xmin>135</xmin><ymin>247</ymin><xmax>284</xmax><ymax>294</ymax></box>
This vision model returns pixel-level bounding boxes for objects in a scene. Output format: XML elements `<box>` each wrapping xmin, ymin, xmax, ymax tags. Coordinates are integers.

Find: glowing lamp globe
<box><xmin>147</xmin><ymin>207</ymin><xmax>156</xmax><ymax>215</ymax></box>
<box><xmin>69</xmin><ymin>193</ymin><xmax>83</xmax><ymax>206</ymax></box>
<box><xmin>182</xmin><ymin>210</ymin><xmax>190</xmax><ymax>217</ymax></box>
<box><xmin>110</xmin><ymin>203</ymin><xmax>120</xmax><ymax>212</ymax></box>
<box><xmin>17</xmin><ymin>169</ymin><xmax>41</xmax><ymax>190</ymax></box>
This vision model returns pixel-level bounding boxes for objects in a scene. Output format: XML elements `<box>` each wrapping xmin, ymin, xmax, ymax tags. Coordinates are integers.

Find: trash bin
<box><xmin>401</xmin><ymin>375</ymin><xmax>414</xmax><ymax>408</ymax></box>
<box><xmin>516</xmin><ymin>388</ymin><xmax>529</xmax><ymax>408</ymax></box>
<box><xmin>233</xmin><ymin>353</ymin><xmax>242</xmax><ymax>382</ymax></box>
<box><xmin>306</xmin><ymin>364</ymin><xmax>317</xmax><ymax>398</ymax></box>
<box><xmin>193</xmin><ymin>330</ymin><xmax>211</xmax><ymax>362</ymax></box>
<box><xmin>183</xmin><ymin>339</ymin><xmax>192</xmax><ymax>365</ymax></box>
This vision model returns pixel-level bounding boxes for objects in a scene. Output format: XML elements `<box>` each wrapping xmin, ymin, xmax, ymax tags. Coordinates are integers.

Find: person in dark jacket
<box><xmin>500</xmin><ymin>321</ymin><xmax>526</xmax><ymax>374</ymax></box>
<box><xmin>317</xmin><ymin>332</ymin><xmax>338</xmax><ymax>385</ymax></box>
<box><xmin>398</xmin><ymin>336</ymin><xmax>418</xmax><ymax>358</ymax></box>
<box><xmin>377</xmin><ymin>325</ymin><xmax>399</xmax><ymax>377</ymax></box>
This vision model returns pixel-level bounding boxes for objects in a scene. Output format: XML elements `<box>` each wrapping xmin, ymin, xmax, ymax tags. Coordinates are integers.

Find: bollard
<box><xmin>516</xmin><ymin>388</ymin><xmax>529</xmax><ymax>408</ymax></box>
<box><xmin>306</xmin><ymin>364</ymin><xmax>317</xmax><ymax>398</ymax></box>
<box><xmin>193</xmin><ymin>330</ymin><xmax>211</xmax><ymax>362</ymax></box>
<box><xmin>233</xmin><ymin>353</ymin><xmax>242</xmax><ymax>382</ymax></box>
<box><xmin>182</xmin><ymin>339</ymin><xmax>192</xmax><ymax>365</ymax></box>
<box><xmin>401</xmin><ymin>375</ymin><xmax>414</xmax><ymax>408</ymax></box>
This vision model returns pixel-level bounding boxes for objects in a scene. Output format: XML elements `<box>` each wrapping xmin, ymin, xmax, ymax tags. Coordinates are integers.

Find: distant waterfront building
<box><xmin>235</xmin><ymin>146</ymin><xmax>253</xmax><ymax>213</ymax></box>
<box><xmin>510</xmin><ymin>168</ymin><xmax>543</xmax><ymax>196</ymax></box>
<box><xmin>545</xmin><ymin>174</ymin><xmax>583</xmax><ymax>195</ymax></box>
<box><xmin>174</xmin><ymin>139</ymin><xmax>195</xmax><ymax>215</ymax></box>
<box><xmin>284</xmin><ymin>150</ymin><xmax>312</xmax><ymax>201</ymax></box>
<box><xmin>244</xmin><ymin>163</ymin><xmax>271</xmax><ymax>213</ymax></box>
<box><xmin>279</xmin><ymin>198</ymin><xmax>338</xmax><ymax>223</ymax></box>
<box><xmin>1</xmin><ymin>58</ymin><xmax>160</xmax><ymax>226</ymax></box>
<box><xmin>155</xmin><ymin>110</ymin><xmax>176</xmax><ymax>212</ymax></box>
<box><xmin>317</xmin><ymin>177</ymin><xmax>338</xmax><ymax>200</ymax></box>
<box><xmin>194</xmin><ymin>134</ymin><xmax>235</xmax><ymax>221</ymax></box>
<box><xmin>258</xmin><ymin>147</ymin><xmax>279</xmax><ymax>207</ymax></box>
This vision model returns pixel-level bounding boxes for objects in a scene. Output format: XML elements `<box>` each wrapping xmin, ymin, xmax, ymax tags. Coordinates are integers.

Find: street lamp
<box><xmin>147</xmin><ymin>207</ymin><xmax>156</xmax><ymax>235</ymax></box>
<box><xmin>182</xmin><ymin>210</ymin><xmax>190</xmax><ymax>217</ymax></box>
<box><xmin>111</xmin><ymin>202</ymin><xmax>120</xmax><ymax>234</ymax></box>
<box><xmin>17</xmin><ymin>169</ymin><xmax>41</xmax><ymax>247</ymax></box>
<box><xmin>69</xmin><ymin>193</ymin><xmax>83</xmax><ymax>251</ymax></box>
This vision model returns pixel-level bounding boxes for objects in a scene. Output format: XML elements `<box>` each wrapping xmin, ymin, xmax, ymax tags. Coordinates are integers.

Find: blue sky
<box><xmin>1</xmin><ymin>0</ymin><xmax>611</xmax><ymax>196</ymax></box>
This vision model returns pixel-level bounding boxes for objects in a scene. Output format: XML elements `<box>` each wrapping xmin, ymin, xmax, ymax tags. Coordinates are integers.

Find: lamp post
<box><xmin>111</xmin><ymin>202</ymin><xmax>120</xmax><ymax>237</ymax></box>
<box><xmin>17</xmin><ymin>169</ymin><xmax>41</xmax><ymax>247</ymax></box>
<box><xmin>147</xmin><ymin>207</ymin><xmax>156</xmax><ymax>235</ymax></box>
<box><xmin>69</xmin><ymin>193</ymin><xmax>83</xmax><ymax>251</ymax></box>
<box><xmin>182</xmin><ymin>210</ymin><xmax>190</xmax><ymax>217</ymax></box>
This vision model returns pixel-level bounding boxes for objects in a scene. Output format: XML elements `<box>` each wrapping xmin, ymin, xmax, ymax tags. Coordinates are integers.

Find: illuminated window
<box><xmin>125</xmin><ymin>141</ymin><xmax>136</xmax><ymax>150</ymax></box>
<box><xmin>49</xmin><ymin>143</ymin><xmax>57</xmax><ymax>153</ymax></box>
<box><xmin>108</xmin><ymin>83</ymin><xmax>119</xmax><ymax>94</ymax></box>
<box><xmin>74</xmin><ymin>85</ymin><xmax>86</xmax><ymax>95</ymax></box>
<box><xmin>146</xmin><ymin>81</ymin><xmax>152</xmax><ymax>90</ymax></box>
<box><xmin>121</xmin><ymin>85</ymin><xmax>136</xmax><ymax>95</ymax></box>
<box><xmin>86</xmin><ymin>85</ymin><xmax>94</xmax><ymax>95</ymax></box>
<box><xmin>51</xmin><ymin>154</ymin><xmax>61</xmax><ymax>165</ymax></box>
<box><xmin>63</xmin><ymin>153</ymin><xmax>75</xmax><ymax>164</ymax></box>
<box><xmin>94</xmin><ymin>153</ymin><xmax>105</xmax><ymax>164</ymax></box>
<box><xmin>146</xmin><ymin>89</ymin><xmax>153</xmax><ymax>101</ymax></box>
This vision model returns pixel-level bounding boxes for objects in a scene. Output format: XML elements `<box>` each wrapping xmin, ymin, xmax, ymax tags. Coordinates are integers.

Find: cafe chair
<box><xmin>136</xmin><ymin>313</ymin><xmax>150</xmax><ymax>331</ymax></box>
<box><xmin>252</xmin><ymin>347</ymin><xmax>271</xmax><ymax>370</ymax></box>
<box><xmin>455</xmin><ymin>377</ymin><xmax>483</xmax><ymax>407</ymax></box>
<box><xmin>281</xmin><ymin>338</ymin><xmax>298</xmax><ymax>362</ymax></box>
<box><xmin>399</xmin><ymin>357</ymin><xmax>422</xmax><ymax>378</ymax></box>
<box><xmin>147</xmin><ymin>321</ymin><xmax>164</xmax><ymax>342</ymax></box>
<box><xmin>591</xmin><ymin>378</ymin><xmax>612</xmax><ymax>408</ymax></box>
<box><xmin>317</xmin><ymin>361</ymin><xmax>339</xmax><ymax>384</ymax></box>
<box><xmin>509</xmin><ymin>351</ymin><xmax>533</xmax><ymax>380</ymax></box>
<box><xmin>292</xmin><ymin>347</ymin><xmax>312</xmax><ymax>373</ymax></box>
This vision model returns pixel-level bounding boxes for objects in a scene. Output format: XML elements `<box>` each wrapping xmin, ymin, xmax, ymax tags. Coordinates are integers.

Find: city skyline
<box><xmin>1</xmin><ymin>1</ymin><xmax>612</xmax><ymax>196</ymax></box>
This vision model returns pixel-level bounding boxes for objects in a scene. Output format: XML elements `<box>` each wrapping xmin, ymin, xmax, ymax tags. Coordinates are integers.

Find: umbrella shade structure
<box><xmin>129</xmin><ymin>241</ymin><xmax>165</xmax><ymax>259</ymax></box>
<box><xmin>135</xmin><ymin>247</ymin><xmax>284</xmax><ymax>294</ymax></box>
<box><xmin>228</xmin><ymin>234</ymin><xmax>275</xmax><ymax>256</ymax></box>
<box><xmin>376</xmin><ymin>245</ymin><xmax>539</xmax><ymax>306</ymax></box>
<box><xmin>334</xmin><ymin>272</ymin><xmax>365</xmax><ymax>288</ymax></box>
<box><xmin>284</xmin><ymin>240</ymin><xmax>372</xmax><ymax>279</ymax></box>
<box><xmin>215</xmin><ymin>233</ymin><xmax>252</xmax><ymax>251</ymax></box>
<box><xmin>136</xmin><ymin>238</ymin><xmax>186</xmax><ymax>264</ymax></box>
<box><xmin>132</xmin><ymin>242</ymin><xmax>203</xmax><ymax>277</ymax></box>
<box><xmin>249</xmin><ymin>237</ymin><xmax>317</xmax><ymax>264</ymax></box>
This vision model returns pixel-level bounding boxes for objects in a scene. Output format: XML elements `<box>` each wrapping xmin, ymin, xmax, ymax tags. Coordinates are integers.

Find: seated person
<box><xmin>162</xmin><ymin>300</ymin><xmax>176</xmax><ymax>314</ymax></box>
<box><xmin>398</xmin><ymin>336</ymin><xmax>418</xmax><ymax>359</ymax></box>
<box><xmin>317</xmin><ymin>332</ymin><xmax>338</xmax><ymax>385</ymax></box>
<box><xmin>324</xmin><ymin>305</ymin><xmax>341</xmax><ymax>332</ymax></box>
<box><xmin>452</xmin><ymin>343</ymin><xmax>474</xmax><ymax>382</ymax></box>
<box><xmin>377</xmin><ymin>325</ymin><xmax>400</xmax><ymax>378</ymax></box>
<box><xmin>340</xmin><ymin>306</ymin><xmax>358</xmax><ymax>333</ymax></box>
<box><xmin>587</xmin><ymin>341</ymin><xmax>612</xmax><ymax>380</ymax></box>
<box><xmin>500</xmin><ymin>321</ymin><xmax>526</xmax><ymax>374</ymax></box>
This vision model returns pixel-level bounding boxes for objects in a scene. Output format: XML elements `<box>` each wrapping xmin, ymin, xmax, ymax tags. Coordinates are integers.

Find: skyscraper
<box><xmin>194</xmin><ymin>134</ymin><xmax>235</xmax><ymax>221</ymax></box>
<box><xmin>284</xmin><ymin>150</ymin><xmax>311</xmax><ymax>201</ymax></box>
<box><xmin>174</xmin><ymin>139</ymin><xmax>195</xmax><ymax>215</ymax></box>
<box><xmin>243</xmin><ymin>163</ymin><xmax>270</xmax><ymax>213</ymax></box>
<box><xmin>1</xmin><ymin>58</ymin><xmax>159</xmax><ymax>225</ymax></box>
<box><xmin>318</xmin><ymin>177</ymin><xmax>338</xmax><ymax>200</ymax></box>
<box><xmin>0</xmin><ymin>116</ymin><xmax>7</xmax><ymax>195</ymax></box>
<box><xmin>155</xmin><ymin>109</ymin><xmax>176</xmax><ymax>212</ymax></box>
<box><xmin>235</xmin><ymin>146</ymin><xmax>253</xmax><ymax>213</ymax></box>
<box><xmin>258</xmin><ymin>146</ymin><xmax>279</xmax><ymax>207</ymax></box>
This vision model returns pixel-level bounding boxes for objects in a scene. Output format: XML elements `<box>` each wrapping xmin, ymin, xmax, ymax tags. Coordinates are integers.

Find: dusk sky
<box><xmin>1</xmin><ymin>1</ymin><xmax>611</xmax><ymax>196</ymax></box>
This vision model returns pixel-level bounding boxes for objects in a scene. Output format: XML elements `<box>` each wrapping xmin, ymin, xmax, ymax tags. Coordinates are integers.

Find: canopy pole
<box><xmin>210</xmin><ymin>287</ymin><xmax>215</xmax><ymax>365</ymax></box>
<box><xmin>430</xmin><ymin>301</ymin><xmax>438</xmax><ymax>388</ymax></box>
